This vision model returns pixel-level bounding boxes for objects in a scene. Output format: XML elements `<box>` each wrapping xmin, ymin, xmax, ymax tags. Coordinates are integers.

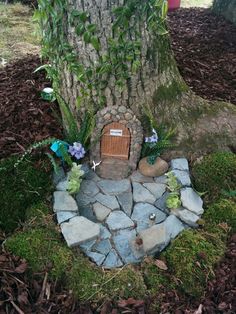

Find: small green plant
<box><xmin>166</xmin><ymin>192</ymin><xmax>181</xmax><ymax>209</ymax></box>
<box><xmin>165</xmin><ymin>171</ymin><xmax>182</xmax><ymax>209</ymax></box>
<box><xmin>141</xmin><ymin>108</ymin><xmax>175</xmax><ymax>164</ymax></box>
<box><xmin>166</xmin><ymin>171</ymin><xmax>181</xmax><ymax>192</ymax></box>
<box><xmin>67</xmin><ymin>163</ymin><xmax>85</xmax><ymax>195</ymax></box>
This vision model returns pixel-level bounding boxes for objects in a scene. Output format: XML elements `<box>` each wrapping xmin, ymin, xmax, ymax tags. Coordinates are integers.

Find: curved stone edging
<box><xmin>53</xmin><ymin>158</ymin><xmax>204</xmax><ymax>268</ymax></box>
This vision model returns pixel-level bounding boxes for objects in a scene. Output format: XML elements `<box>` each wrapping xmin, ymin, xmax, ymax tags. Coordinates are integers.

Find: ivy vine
<box><xmin>34</xmin><ymin>0</ymin><xmax>168</xmax><ymax>110</ymax></box>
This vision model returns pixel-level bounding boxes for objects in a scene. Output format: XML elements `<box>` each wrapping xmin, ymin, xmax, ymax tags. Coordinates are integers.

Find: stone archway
<box><xmin>90</xmin><ymin>105</ymin><xmax>143</xmax><ymax>179</ymax></box>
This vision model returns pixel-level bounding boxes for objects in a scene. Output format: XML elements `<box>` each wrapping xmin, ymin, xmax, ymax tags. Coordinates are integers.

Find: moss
<box><xmin>25</xmin><ymin>202</ymin><xmax>51</xmax><ymax>222</ymax></box>
<box><xmin>5</xmin><ymin>227</ymin><xmax>73</xmax><ymax>279</ymax></box>
<box><xmin>203</xmin><ymin>198</ymin><xmax>236</xmax><ymax>233</ymax></box>
<box><xmin>161</xmin><ymin>229</ymin><xmax>226</xmax><ymax>298</ymax></box>
<box><xmin>0</xmin><ymin>156</ymin><xmax>52</xmax><ymax>233</ymax></box>
<box><xmin>153</xmin><ymin>80</ymin><xmax>188</xmax><ymax>104</ymax></box>
<box><xmin>192</xmin><ymin>152</ymin><xmax>236</xmax><ymax>203</ymax></box>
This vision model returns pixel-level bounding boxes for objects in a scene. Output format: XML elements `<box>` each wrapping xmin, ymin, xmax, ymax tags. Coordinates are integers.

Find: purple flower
<box><xmin>145</xmin><ymin>128</ymin><xmax>158</xmax><ymax>143</ymax></box>
<box><xmin>68</xmin><ymin>142</ymin><xmax>86</xmax><ymax>160</ymax></box>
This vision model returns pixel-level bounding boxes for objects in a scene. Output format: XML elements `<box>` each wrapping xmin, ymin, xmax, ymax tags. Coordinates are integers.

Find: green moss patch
<box><xmin>192</xmin><ymin>151</ymin><xmax>236</xmax><ymax>203</ymax></box>
<box><xmin>0</xmin><ymin>156</ymin><xmax>52</xmax><ymax>233</ymax></box>
<box><xmin>153</xmin><ymin>80</ymin><xmax>188</xmax><ymax>104</ymax></box>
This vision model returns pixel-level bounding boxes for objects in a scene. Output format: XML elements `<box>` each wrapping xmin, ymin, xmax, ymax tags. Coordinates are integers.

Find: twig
<box><xmin>37</xmin><ymin>272</ymin><xmax>48</xmax><ymax>303</ymax></box>
<box><xmin>10</xmin><ymin>301</ymin><xmax>25</xmax><ymax>314</ymax></box>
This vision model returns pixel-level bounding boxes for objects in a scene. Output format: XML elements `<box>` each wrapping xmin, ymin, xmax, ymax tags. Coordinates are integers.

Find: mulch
<box><xmin>0</xmin><ymin>233</ymin><xmax>235</xmax><ymax>313</ymax></box>
<box><xmin>168</xmin><ymin>8</ymin><xmax>236</xmax><ymax>105</ymax></box>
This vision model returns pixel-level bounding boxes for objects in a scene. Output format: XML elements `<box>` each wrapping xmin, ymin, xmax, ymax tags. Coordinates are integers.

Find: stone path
<box><xmin>53</xmin><ymin>158</ymin><xmax>204</xmax><ymax>268</ymax></box>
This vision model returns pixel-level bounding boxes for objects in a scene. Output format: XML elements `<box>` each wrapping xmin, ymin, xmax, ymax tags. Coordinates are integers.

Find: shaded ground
<box><xmin>0</xmin><ymin>56</ymin><xmax>62</xmax><ymax>159</ymax></box>
<box><xmin>1</xmin><ymin>233</ymin><xmax>235</xmax><ymax>313</ymax></box>
<box><xmin>168</xmin><ymin>8</ymin><xmax>236</xmax><ymax>104</ymax></box>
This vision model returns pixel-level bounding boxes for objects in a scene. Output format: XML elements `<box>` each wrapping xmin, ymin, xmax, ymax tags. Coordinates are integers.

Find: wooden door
<box><xmin>101</xmin><ymin>122</ymin><xmax>130</xmax><ymax>160</ymax></box>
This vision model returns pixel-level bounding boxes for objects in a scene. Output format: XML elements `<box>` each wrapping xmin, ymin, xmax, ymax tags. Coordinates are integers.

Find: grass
<box><xmin>181</xmin><ymin>0</ymin><xmax>213</xmax><ymax>8</ymax></box>
<box><xmin>0</xmin><ymin>2</ymin><xmax>39</xmax><ymax>65</ymax></box>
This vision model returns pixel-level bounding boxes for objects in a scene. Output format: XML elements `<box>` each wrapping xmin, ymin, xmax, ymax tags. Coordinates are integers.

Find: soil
<box><xmin>168</xmin><ymin>8</ymin><xmax>236</xmax><ymax>105</ymax></box>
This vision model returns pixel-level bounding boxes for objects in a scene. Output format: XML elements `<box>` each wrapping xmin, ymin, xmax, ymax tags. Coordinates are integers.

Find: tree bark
<box><xmin>213</xmin><ymin>0</ymin><xmax>236</xmax><ymax>25</ymax></box>
<box><xmin>59</xmin><ymin>0</ymin><xmax>236</xmax><ymax>156</ymax></box>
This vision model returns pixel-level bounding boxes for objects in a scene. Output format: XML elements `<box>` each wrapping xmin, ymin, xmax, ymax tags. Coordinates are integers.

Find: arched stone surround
<box><xmin>90</xmin><ymin>105</ymin><xmax>143</xmax><ymax>172</ymax></box>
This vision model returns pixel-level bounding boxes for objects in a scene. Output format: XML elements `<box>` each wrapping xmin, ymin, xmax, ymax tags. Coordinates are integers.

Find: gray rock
<box><xmin>113</xmin><ymin>229</ymin><xmax>140</xmax><ymax>264</ymax></box>
<box><xmin>93</xmin><ymin>202</ymin><xmax>111</xmax><ymax>221</ymax></box>
<box><xmin>171</xmin><ymin>208</ymin><xmax>199</xmax><ymax>227</ymax></box>
<box><xmin>117</xmin><ymin>192</ymin><xmax>133</xmax><ymax>216</ymax></box>
<box><xmin>143</xmin><ymin>183</ymin><xmax>166</xmax><ymax>199</ymax></box>
<box><xmin>102</xmin><ymin>249</ymin><xmax>123</xmax><ymax>268</ymax></box>
<box><xmin>130</xmin><ymin>238</ymin><xmax>146</xmax><ymax>260</ymax></box>
<box><xmin>61</xmin><ymin>216</ymin><xmax>100</xmax><ymax>247</ymax></box>
<box><xmin>130</xmin><ymin>170</ymin><xmax>154</xmax><ymax>183</ymax></box>
<box><xmin>132</xmin><ymin>182</ymin><xmax>156</xmax><ymax>204</ymax></box>
<box><xmin>53</xmin><ymin>191</ymin><xmax>78</xmax><ymax>212</ymax></box>
<box><xmin>87</xmin><ymin>251</ymin><xmax>105</xmax><ymax>266</ymax></box>
<box><xmin>154</xmin><ymin>192</ymin><xmax>170</xmax><ymax>213</ymax></box>
<box><xmin>79</xmin><ymin>239</ymin><xmax>97</xmax><ymax>252</ymax></box>
<box><xmin>172</xmin><ymin>170</ymin><xmax>191</xmax><ymax>187</ymax></box>
<box><xmin>80</xmin><ymin>180</ymin><xmax>99</xmax><ymax>197</ymax></box>
<box><xmin>76</xmin><ymin>191</ymin><xmax>95</xmax><ymax>207</ymax></box>
<box><xmin>56</xmin><ymin>178</ymin><xmax>68</xmax><ymax>191</ymax></box>
<box><xmin>180</xmin><ymin>188</ymin><xmax>204</xmax><ymax>215</ymax></box>
<box><xmin>79</xmin><ymin>205</ymin><xmax>97</xmax><ymax>223</ymax></box>
<box><xmin>171</xmin><ymin>158</ymin><xmax>189</xmax><ymax>171</ymax></box>
<box><xmin>163</xmin><ymin>215</ymin><xmax>185</xmax><ymax>239</ymax></box>
<box><xmin>56</xmin><ymin>211</ymin><xmax>77</xmax><ymax>224</ymax></box>
<box><xmin>96</xmin><ymin>193</ymin><xmax>120</xmax><ymax>210</ymax></box>
<box><xmin>131</xmin><ymin>203</ymin><xmax>167</xmax><ymax>232</ymax></box>
<box><xmin>53</xmin><ymin>167</ymin><xmax>65</xmax><ymax>185</ymax></box>
<box><xmin>106</xmin><ymin>211</ymin><xmax>134</xmax><ymax>231</ymax></box>
<box><xmin>139</xmin><ymin>223</ymin><xmax>170</xmax><ymax>254</ymax></box>
<box><xmin>84</xmin><ymin>169</ymin><xmax>101</xmax><ymax>182</ymax></box>
<box><xmin>97</xmin><ymin>179</ymin><xmax>131</xmax><ymax>195</ymax></box>
<box><xmin>154</xmin><ymin>175</ymin><xmax>167</xmax><ymax>184</ymax></box>
<box><xmin>93</xmin><ymin>239</ymin><xmax>112</xmax><ymax>255</ymax></box>
<box><xmin>99</xmin><ymin>224</ymin><xmax>111</xmax><ymax>240</ymax></box>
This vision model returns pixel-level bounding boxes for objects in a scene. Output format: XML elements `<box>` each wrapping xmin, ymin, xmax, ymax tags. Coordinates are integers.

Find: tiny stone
<box><xmin>79</xmin><ymin>205</ymin><xmax>97</xmax><ymax>223</ymax></box>
<box><xmin>180</xmin><ymin>188</ymin><xmax>204</xmax><ymax>215</ymax></box>
<box><xmin>163</xmin><ymin>215</ymin><xmax>185</xmax><ymax>239</ymax></box>
<box><xmin>130</xmin><ymin>170</ymin><xmax>154</xmax><ymax>183</ymax></box>
<box><xmin>93</xmin><ymin>239</ymin><xmax>112</xmax><ymax>255</ymax></box>
<box><xmin>117</xmin><ymin>192</ymin><xmax>133</xmax><ymax>216</ymax></box>
<box><xmin>171</xmin><ymin>208</ymin><xmax>200</xmax><ymax>227</ymax></box>
<box><xmin>53</xmin><ymin>191</ymin><xmax>78</xmax><ymax>212</ymax></box>
<box><xmin>56</xmin><ymin>179</ymin><xmax>68</xmax><ymax>191</ymax></box>
<box><xmin>93</xmin><ymin>202</ymin><xmax>111</xmax><ymax>221</ymax></box>
<box><xmin>125</xmin><ymin>112</ymin><xmax>132</xmax><ymax>120</ymax></box>
<box><xmin>87</xmin><ymin>251</ymin><xmax>105</xmax><ymax>266</ymax></box>
<box><xmin>154</xmin><ymin>192</ymin><xmax>170</xmax><ymax>213</ymax></box>
<box><xmin>97</xmin><ymin>179</ymin><xmax>131</xmax><ymax>195</ymax></box>
<box><xmin>53</xmin><ymin>167</ymin><xmax>65</xmax><ymax>185</ymax></box>
<box><xmin>106</xmin><ymin>211</ymin><xmax>134</xmax><ymax>231</ymax></box>
<box><xmin>104</xmin><ymin>113</ymin><xmax>111</xmax><ymax>120</ymax></box>
<box><xmin>96</xmin><ymin>193</ymin><xmax>120</xmax><ymax>210</ymax></box>
<box><xmin>102</xmin><ymin>249</ymin><xmax>123</xmax><ymax>268</ymax></box>
<box><xmin>172</xmin><ymin>170</ymin><xmax>191</xmax><ymax>187</ymax></box>
<box><xmin>132</xmin><ymin>182</ymin><xmax>156</xmax><ymax>204</ymax></box>
<box><xmin>79</xmin><ymin>239</ymin><xmax>97</xmax><ymax>252</ymax></box>
<box><xmin>56</xmin><ymin>211</ymin><xmax>78</xmax><ymax>224</ymax></box>
<box><xmin>76</xmin><ymin>191</ymin><xmax>95</xmax><ymax>207</ymax></box>
<box><xmin>143</xmin><ymin>183</ymin><xmax>166</xmax><ymax>199</ymax></box>
<box><xmin>171</xmin><ymin>158</ymin><xmax>189</xmax><ymax>171</ymax></box>
<box><xmin>80</xmin><ymin>180</ymin><xmax>99</xmax><ymax>197</ymax></box>
<box><xmin>154</xmin><ymin>175</ymin><xmax>167</xmax><ymax>184</ymax></box>
<box><xmin>118</xmin><ymin>105</ymin><xmax>126</xmax><ymax>113</ymax></box>
<box><xmin>98</xmin><ymin>224</ymin><xmax>112</xmax><ymax>239</ymax></box>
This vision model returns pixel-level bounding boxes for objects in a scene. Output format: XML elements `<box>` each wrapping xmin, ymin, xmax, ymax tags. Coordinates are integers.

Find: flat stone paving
<box><xmin>53</xmin><ymin>158</ymin><xmax>205</xmax><ymax>268</ymax></box>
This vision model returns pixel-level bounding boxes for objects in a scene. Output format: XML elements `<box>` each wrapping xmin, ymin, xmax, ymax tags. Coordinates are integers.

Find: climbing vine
<box><xmin>34</xmin><ymin>0</ymin><xmax>168</xmax><ymax>109</ymax></box>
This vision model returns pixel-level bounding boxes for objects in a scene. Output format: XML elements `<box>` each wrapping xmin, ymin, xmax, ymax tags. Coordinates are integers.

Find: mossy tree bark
<box><xmin>59</xmin><ymin>0</ymin><xmax>236</xmax><ymax>155</ymax></box>
<box><xmin>212</xmin><ymin>0</ymin><xmax>236</xmax><ymax>24</ymax></box>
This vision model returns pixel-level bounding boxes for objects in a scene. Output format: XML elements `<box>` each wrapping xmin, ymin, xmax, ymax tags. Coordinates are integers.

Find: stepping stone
<box><xmin>96</xmin><ymin>193</ymin><xmax>120</xmax><ymax>210</ymax></box>
<box><xmin>106</xmin><ymin>211</ymin><xmax>134</xmax><ymax>231</ymax></box>
<box><xmin>154</xmin><ymin>175</ymin><xmax>167</xmax><ymax>184</ymax></box>
<box><xmin>163</xmin><ymin>215</ymin><xmax>185</xmax><ymax>239</ymax></box>
<box><xmin>130</xmin><ymin>170</ymin><xmax>154</xmax><ymax>183</ymax></box>
<box><xmin>79</xmin><ymin>239</ymin><xmax>97</xmax><ymax>252</ymax></box>
<box><xmin>53</xmin><ymin>167</ymin><xmax>65</xmax><ymax>185</ymax></box>
<box><xmin>76</xmin><ymin>191</ymin><xmax>95</xmax><ymax>207</ymax></box>
<box><xmin>93</xmin><ymin>202</ymin><xmax>111</xmax><ymax>221</ymax></box>
<box><xmin>180</xmin><ymin>188</ymin><xmax>204</xmax><ymax>215</ymax></box>
<box><xmin>79</xmin><ymin>205</ymin><xmax>97</xmax><ymax>223</ymax></box>
<box><xmin>132</xmin><ymin>182</ymin><xmax>156</xmax><ymax>204</ymax></box>
<box><xmin>138</xmin><ymin>223</ymin><xmax>170</xmax><ymax>254</ymax></box>
<box><xmin>53</xmin><ymin>191</ymin><xmax>78</xmax><ymax>212</ymax></box>
<box><xmin>117</xmin><ymin>191</ymin><xmax>133</xmax><ymax>216</ymax></box>
<box><xmin>131</xmin><ymin>203</ymin><xmax>167</xmax><ymax>232</ymax></box>
<box><xmin>56</xmin><ymin>211</ymin><xmax>78</xmax><ymax>224</ymax></box>
<box><xmin>93</xmin><ymin>239</ymin><xmax>112</xmax><ymax>255</ymax></box>
<box><xmin>56</xmin><ymin>178</ymin><xmax>68</xmax><ymax>191</ymax></box>
<box><xmin>97</xmin><ymin>179</ymin><xmax>131</xmax><ymax>195</ymax></box>
<box><xmin>87</xmin><ymin>251</ymin><xmax>105</xmax><ymax>266</ymax></box>
<box><xmin>61</xmin><ymin>216</ymin><xmax>100</xmax><ymax>247</ymax></box>
<box><xmin>143</xmin><ymin>183</ymin><xmax>166</xmax><ymax>199</ymax></box>
<box><xmin>84</xmin><ymin>169</ymin><xmax>101</xmax><ymax>182</ymax></box>
<box><xmin>113</xmin><ymin>229</ymin><xmax>140</xmax><ymax>264</ymax></box>
<box><xmin>154</xmin><ymin>192</ymin><xmax>170</xmax><ymax>213</ymax></box>
<box><xmin>98</xmin><ymin>224</ymin><xmax>111</xmax><ymax>240</ymax></box>
<box><xmin>172</xmin><ymin>170</ymin><xmax>191</xmax><ymax>187</ymax></box>
<box><xmin>102</xmin><ymin>249</ymin><xmax>123</xmax><ymax>268</ymax></box>
<box><xmin>171</xmin><ymin>208</ymin><xmax>199</xmax><ymax>227</ymax></box>
<box><xmin>171</xmin><ymin>158</ymin><xmax>189</xmax><ymax>171</ymax></box>
<box><xmin>80</xmin><ymin>180</ymin><xmax>99</xmax><ymax>197</ymax></box>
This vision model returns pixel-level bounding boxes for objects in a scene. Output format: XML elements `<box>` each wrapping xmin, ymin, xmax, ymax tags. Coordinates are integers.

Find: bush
<box><xmin>192</xmin><ymin>152</ymin><xmax>236</xmax><ymax>203</ymax></box>
<box><xmin>0</xmin><ymin>156</ymin><xmax>52</xmax><ymax>233</ymax></box>
<box><xmin>203</xmin><ymin>198</ymin><xmax>236</xmax><ymax>233</ymax></box>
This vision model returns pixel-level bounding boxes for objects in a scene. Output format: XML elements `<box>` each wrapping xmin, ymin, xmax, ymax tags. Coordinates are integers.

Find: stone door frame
<box><xmin>90</xmin><ymin>105</ymin><xmax>143</xmax><ymax>171</ymax></box>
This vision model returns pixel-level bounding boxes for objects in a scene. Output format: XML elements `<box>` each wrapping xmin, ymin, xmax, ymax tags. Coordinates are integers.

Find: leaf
<box><xmin>91</xmin><ymin>36</ymin><xmax>100</xmax><ymax>51</ymax></box>
<box><xmin>154</xmin><ymin>259</ymin><xmax>168</xmax><ymax>270</ymax></box>
<box><xmin>118</xmin><ymin>298</ymin><xmax>144</xmax><ymax>308</ymax></box>
<box><xmin>15</xmin><ymin>261</ymin><xmax>27</xmax><ymax>274</ymax></box>
<box><xmin>83</xmin><ymin>31</ymin><xmax>91</xmax><ymax>43</ymax></box>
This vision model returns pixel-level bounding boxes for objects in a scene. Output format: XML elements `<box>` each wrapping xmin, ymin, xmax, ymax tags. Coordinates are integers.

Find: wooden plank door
<box><xmin>101</xmin><ymin>122</ymin><xmax>130</xmax><ymax>160</ymax></box>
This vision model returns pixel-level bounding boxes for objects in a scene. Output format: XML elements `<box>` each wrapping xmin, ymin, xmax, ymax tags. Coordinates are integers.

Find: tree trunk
<box><xmin>213</xmin><ymin>0</ymin><xmax>236</xmax><ymax>24</ymax></box>
<box><xmin>46</xmin><ymin>0</ymin><xmax>236</xmax><ymax>156</ymax></box>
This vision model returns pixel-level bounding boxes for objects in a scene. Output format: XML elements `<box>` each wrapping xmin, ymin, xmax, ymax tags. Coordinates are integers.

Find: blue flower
<box><xmin>145</xmin><ymin>128</ymin><xmax>158</xmax><ymax>143</ymax></box>
<box><xmin>68</xmin><ymin>142</ymin><xmax>86</xmax><ymax>160</ymax></box>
